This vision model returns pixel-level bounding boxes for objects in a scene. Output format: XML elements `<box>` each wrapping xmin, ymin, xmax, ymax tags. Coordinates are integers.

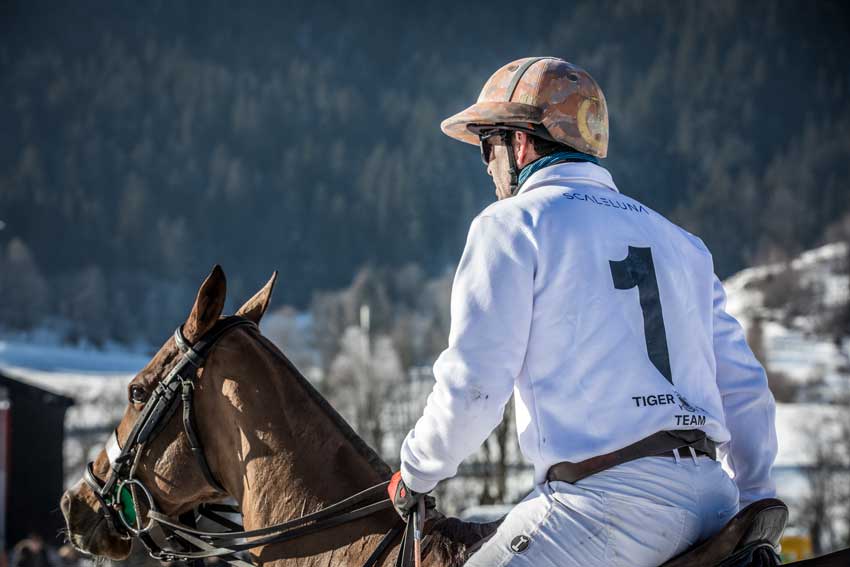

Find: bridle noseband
<box><xmin>84</xmin><ymin>316</ymin><xmax>256</xmax><ymax>543</ymax></box>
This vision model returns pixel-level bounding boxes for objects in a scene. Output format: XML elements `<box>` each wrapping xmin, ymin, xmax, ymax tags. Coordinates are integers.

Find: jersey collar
<box><xmin>516</xmin><ymin>161</ymin><xmax>620</xmax><ymax>196</ymax></box>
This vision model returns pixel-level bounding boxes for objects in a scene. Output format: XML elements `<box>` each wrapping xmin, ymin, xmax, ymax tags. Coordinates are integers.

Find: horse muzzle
<box><xmin>61</xmin><ymin>480</ymin><xmax>133</xmax><ymax>560</ymax></box>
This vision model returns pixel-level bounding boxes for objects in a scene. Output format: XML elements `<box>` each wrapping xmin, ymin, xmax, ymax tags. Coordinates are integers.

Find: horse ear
<box><xmin>235</xmin><ymin>271</ymin><xmax>278</xmax><ymax>325</ymax></box>
<box><xmin>184</xmin><ymin>265</ymin><xmax>227</xmax><ymax>342</ymax></box>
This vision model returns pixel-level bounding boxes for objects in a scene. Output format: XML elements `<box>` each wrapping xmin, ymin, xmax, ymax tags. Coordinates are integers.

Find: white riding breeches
<box><xmin>464</xmin><ymin>453</ymin><xmax>740</xmax><ymax>567</ymax></box>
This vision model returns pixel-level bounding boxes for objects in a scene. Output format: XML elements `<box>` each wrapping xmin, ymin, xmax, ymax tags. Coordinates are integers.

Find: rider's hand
<box><xmin>387</xmin><ymin>471</ymin><xmax>434</xmax><ymax>519</ymax></box>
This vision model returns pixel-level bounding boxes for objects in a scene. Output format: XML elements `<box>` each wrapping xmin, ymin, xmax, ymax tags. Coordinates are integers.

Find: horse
<box><xmin>60</xmin><ymin>266</ymin><xmax>495</xmax><ymax>567</ymax></box>
<box><xmin>61</xmin><ymin>265</ymin><xmax>849</xmax><ymax>566</ymax></box>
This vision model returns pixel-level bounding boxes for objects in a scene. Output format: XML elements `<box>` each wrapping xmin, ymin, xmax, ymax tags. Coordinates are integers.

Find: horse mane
<box><xmin>244</xmin><ymin>325</ymin><xmax>392</xmax><ymax>479</ymax></box>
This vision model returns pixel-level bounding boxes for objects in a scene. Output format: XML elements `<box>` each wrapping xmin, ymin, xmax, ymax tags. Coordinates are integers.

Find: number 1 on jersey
<box><xmin>609</xmin><ymin>246</ymin><xmax>673</xmax><ymax>385</ymax></box>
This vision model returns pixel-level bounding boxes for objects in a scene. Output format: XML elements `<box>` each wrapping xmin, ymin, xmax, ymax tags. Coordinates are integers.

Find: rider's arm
<box><xmin>399</xmin><ymin>213</ymin><xmax>535</xmax><ymax>493</ymax></box>
<box><xmin>712</xmin><ymin>275</ymin><xmax>778</xmax><ymax>507</ymax></box>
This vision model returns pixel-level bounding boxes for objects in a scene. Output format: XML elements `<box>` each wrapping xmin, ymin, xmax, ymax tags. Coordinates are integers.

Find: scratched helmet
<box><xmin>440</xmin><ymin>56</ymin><xmax>609</xmax><ymax>158</ymax></box>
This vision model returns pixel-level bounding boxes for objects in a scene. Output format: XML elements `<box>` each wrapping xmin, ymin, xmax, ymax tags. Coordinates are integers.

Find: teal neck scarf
<box><xmin>516</xmin><ymin>150</ymin><xmax>600</xmax><ymax>191</ymax></box>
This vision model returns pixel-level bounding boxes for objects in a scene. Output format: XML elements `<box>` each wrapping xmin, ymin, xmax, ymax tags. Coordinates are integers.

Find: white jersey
<box><xmin>400</xmin><ymin>161</ymin><xmax>777</xmax><ymax>506</ymax></box>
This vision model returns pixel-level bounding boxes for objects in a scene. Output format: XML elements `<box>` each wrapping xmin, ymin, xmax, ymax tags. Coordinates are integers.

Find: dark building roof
<box><xmin>0</xmin><ymin>371</ymin><xmax>75</xmax><ymax>407</ymax></box>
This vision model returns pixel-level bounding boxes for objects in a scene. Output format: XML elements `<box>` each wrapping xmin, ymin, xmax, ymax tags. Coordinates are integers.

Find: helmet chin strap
<box><xmin>501</xmin><ymin>130</ymin><xmax>521</xmax><ymax>196</ymax></box>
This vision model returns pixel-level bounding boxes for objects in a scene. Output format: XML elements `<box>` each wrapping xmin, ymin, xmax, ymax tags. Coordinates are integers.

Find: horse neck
<box><xmin>206</xmin><ymin>329</ymin><xmax>400</xmax><ymax>565</ymax></box>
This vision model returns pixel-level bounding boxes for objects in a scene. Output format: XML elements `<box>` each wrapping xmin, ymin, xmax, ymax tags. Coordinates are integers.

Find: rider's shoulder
<box><xmin>472</xmin><ymin>200</ymin><xmax>537</xmax><ymax>243</ymax></box>
<box><xmin>477</xmin><ymin>197</ymin><xmax>535</xmax><ymax>228</ymax></box>
<box><xmin>657</xmin><ymin>213</ymin><xmax>713</xmax><ymax>257</ymax></box>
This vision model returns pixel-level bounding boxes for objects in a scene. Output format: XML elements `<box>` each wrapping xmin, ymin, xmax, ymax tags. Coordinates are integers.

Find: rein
<box><xmin>83</xmin><ymin>315</ymin><xmax>417</xmax><ymax>567</ymax></box>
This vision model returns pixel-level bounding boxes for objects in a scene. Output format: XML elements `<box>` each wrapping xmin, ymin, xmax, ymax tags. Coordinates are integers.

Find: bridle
<box><xmin>82</xmin><ymin>315</ymin><xmax>423</xmax><ymax>567</ymax></box>
<box><xmin>83</xmin><ymin>317</ymin><xmax>254</xmax><ymax>548</ymax></box>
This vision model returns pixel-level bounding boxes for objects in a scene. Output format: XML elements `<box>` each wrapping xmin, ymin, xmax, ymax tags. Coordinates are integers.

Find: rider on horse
<box><xmin>388</xmin><ymin>57</ymin><xmax>778</xmax><ymax>566</ymax></box>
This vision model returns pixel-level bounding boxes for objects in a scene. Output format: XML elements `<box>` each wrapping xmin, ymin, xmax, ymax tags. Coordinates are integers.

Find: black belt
<box><xmin>547</xmin><ymin>430</ymin><xmax>717</xmax><ymax>484</ymax></box>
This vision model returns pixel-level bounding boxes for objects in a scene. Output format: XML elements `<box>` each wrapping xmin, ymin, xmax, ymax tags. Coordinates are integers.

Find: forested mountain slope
<box><xmin>1</xmin><ymin>0</ymin><xmax>848</xmax><ymax>344</ymax></box>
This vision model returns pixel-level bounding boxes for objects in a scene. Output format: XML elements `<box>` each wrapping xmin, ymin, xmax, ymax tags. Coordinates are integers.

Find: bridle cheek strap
<box><xmin>181</xmin><ymin>380</ymin><xmax>226</xmax><ymax>492</ymax></box>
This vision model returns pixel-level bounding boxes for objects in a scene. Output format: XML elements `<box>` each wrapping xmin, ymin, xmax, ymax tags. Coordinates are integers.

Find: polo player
<box><xmin>388</xmin><ymin>57</ymin><xmax>777</xmax><ymax>566</ymax></box>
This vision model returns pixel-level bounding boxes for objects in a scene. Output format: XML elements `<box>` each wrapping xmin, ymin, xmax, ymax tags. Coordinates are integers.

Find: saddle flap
<box><xmin>738</xmin><ymin>499</ymin><xmax>787</xmax><ymax>548</ymax></box>
<box><xmin>659</xmin><ymin>498</ymin><xmax>788</xmax><ymax>567</ymax></box>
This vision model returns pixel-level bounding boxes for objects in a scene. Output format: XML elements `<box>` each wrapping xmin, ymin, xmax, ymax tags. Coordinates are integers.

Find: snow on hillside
<box><xmin>724</xmin><ymin>242</ymin><xmax>849</xmax><ymax>319</ymax></box>
<box><xmin>720</xmin><ymin>242</ymin><xmax>850</xmax><ymax>520</ymax></box>
<box><xmin>723</xmin><ymin>242</ymin><xmax>850</xmax><ymax>400</ymax></box>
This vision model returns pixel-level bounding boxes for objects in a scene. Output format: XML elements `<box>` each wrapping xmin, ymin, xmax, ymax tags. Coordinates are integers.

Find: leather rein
<box><xmin>83</xmin><ymin>315</ymin><xmax>417</xmax><ymax>567</ymax></box>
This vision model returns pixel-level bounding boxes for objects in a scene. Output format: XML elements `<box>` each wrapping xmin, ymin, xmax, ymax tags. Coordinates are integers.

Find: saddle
<box><xmin>659</xmin><ymin>498</ymin><xmax>788</xmax><ymax>567</ymax></box>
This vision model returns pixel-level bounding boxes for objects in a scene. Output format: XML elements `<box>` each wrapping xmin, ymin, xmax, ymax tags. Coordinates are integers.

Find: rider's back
<box><xmin>461</xmin><ymin>161</ymin><xmax>776</xmax><ymax>566</ymax></box>
<box><xmin>487</xmin><ymin>160</ymin><xmax>730</xmax><ymax>484</ymax></box>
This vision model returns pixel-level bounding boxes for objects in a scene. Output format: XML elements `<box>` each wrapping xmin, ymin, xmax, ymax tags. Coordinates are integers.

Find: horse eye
<box><xmin>129</xmin><ymin>385</ymin><xmax>148</xmax><ymax>404</ymax></box>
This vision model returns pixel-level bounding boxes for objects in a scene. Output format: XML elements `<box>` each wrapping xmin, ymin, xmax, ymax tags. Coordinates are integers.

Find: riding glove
<box><xmin>388</xmin><ymin>471</ymin><xmax>434</xmax><ymax>519</ymax></box>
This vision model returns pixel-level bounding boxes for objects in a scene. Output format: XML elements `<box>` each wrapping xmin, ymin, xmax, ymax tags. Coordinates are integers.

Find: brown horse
<box><xmin>61</xmin><ymin>266</ymin><xmax>496</xmax><ymax>567</ymax></box>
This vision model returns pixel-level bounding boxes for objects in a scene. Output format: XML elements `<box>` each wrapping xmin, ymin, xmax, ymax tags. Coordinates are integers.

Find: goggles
<box><xmin>478</xmin><ymin>130</ymin><xmax>507</xmax><ymax>165</ymax></box>
<box><xmin>468</xmin><ymin>123</ymin><xmax>552</xmax><ymax>166</ymax></box>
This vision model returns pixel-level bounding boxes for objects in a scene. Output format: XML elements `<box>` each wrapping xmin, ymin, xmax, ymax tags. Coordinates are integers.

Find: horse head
<box><xmin>61</xmin><ymin>265</ymin><xmax>277</xmax><ymax>559</ymax></box>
